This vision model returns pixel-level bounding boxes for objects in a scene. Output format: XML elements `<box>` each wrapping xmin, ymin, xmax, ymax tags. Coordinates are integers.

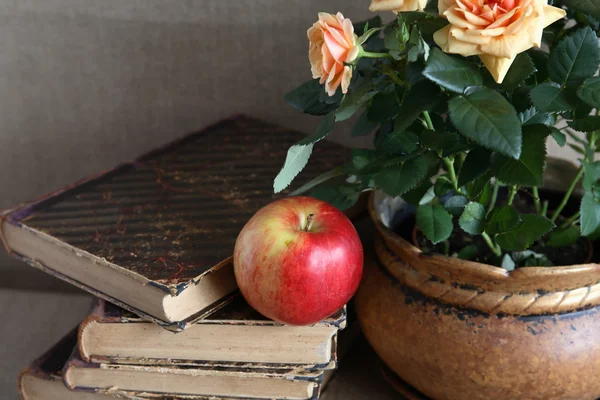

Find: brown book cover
<box><xmin>78</xmin><ymin>297</ymin><xmax>344</xmax><ymax>370</ymax></box>
<box><xmin>19</xmin><ymin>328</ymin><xmax>322</xmax><ymax>400</ymax></box>
<box><xmin>63</xmin><ymin>347</ymin><xmax>323</xmax><ymax>400</ymax></box>
<box><xmin>1</xmin><ymin>115</ymin><xmax>348</xmax><ymax>331</ymax></box>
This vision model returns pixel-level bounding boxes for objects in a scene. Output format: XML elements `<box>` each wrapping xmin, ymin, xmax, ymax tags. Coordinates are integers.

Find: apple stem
<box><xmin>304</xmin><ymin>214</ymin><xmax>315</xmax><ymax>232</ymax></box>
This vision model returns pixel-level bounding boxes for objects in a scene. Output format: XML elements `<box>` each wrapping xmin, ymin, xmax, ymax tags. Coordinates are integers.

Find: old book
<box><xmin>19</xmin><ymin>328</ymin><xmax>111</xmax><ymax>400</ymax></box>
<box><xmin>64</xmin><ymin>350</ymin><xmax>323</xmax><ymax>400</ymax></box>
<box><xmin>1</xmin><ymin>115</ymin><xmax>348</xmax><ymax>331</ymax></box>
<box><xmin>79</xmin><ymin>297</ymin><xmax>345</xmax><ymax>370</ymax></box>
<box><xmin>19</xmin><ymin>328</ymin><xmax>323</xmax><ymax>400</ymax></box>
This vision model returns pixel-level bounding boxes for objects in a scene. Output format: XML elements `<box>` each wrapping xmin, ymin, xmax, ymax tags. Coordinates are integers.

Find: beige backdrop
<box><xmin>0</xmin><ymin>0</ymin><xmax>577</xmax><ymax>283</ymax></box>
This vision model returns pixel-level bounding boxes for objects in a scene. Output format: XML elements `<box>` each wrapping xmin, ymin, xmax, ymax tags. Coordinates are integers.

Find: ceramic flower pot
<box><xmin>355</xmin><ymin>191</ymin><xmax>600</xmax><ymax>400</ymax></box>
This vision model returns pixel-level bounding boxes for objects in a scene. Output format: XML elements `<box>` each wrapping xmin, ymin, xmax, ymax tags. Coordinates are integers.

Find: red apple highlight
<box><xmin>233</xmin><ymin>196</ymin><xmax>363</xmax><ymax>325</ymax></box>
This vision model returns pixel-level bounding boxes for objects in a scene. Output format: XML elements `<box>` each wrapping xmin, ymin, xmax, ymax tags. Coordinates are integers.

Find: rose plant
<box><xmin>275</xmin><ymin>0</ymin><xmax>600</xmax><ymax>269</ymax></box>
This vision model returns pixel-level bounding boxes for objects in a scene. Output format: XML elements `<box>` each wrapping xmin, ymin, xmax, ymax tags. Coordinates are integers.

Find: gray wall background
<box><xmin>0</xmin><ymin>0</ymin><xmax>577</xmax><ymax>286</ymax></box>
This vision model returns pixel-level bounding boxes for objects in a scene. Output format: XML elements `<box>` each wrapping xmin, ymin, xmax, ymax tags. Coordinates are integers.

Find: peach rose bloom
<box><xmin>433</xmin><ymin>0</ymin><xmax>566</xmax><ymax>83</ymax></box>
<box><xmin>370</xmin><ymin>0</ymin><xmax>428</xmax><ymax>12</ymax></box>
<box><xmin>308</xmin><ymin>12</ymin><xmax>360</xmax><ymax>96</ymax></box>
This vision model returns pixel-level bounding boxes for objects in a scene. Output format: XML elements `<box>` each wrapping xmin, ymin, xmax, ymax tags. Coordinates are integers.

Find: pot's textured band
<box><xmin>374</xmin><ymin>236</ymin><xmax>600</xmax><ymax>316</ymax></box>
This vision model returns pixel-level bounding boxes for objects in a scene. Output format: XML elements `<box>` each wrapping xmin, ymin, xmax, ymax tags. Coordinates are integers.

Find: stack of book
<box><xmin>4</xmin><ymin>116</ymin><xmax>357</xmax><ymax>400</ymax></box>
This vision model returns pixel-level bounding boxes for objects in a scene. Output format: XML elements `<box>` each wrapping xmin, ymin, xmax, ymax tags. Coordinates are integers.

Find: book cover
<box><xmin>1</xmin><ymin>115</ymin><xmax>349</xmax><ymax>331</ymax></box>
<box><xmin>19</xmin><ymin>328</ymin><xmax>323</xmax><ymax>400</ymax></box>
<box><xmin>63</xmin><ymin>348</ymin><xmax>323</xmax><ymax>400</ymax></box>
<box><xmin>78</xmin><ymin>297</ymin><xmax>344</xmax><ymax>370</ymax></box>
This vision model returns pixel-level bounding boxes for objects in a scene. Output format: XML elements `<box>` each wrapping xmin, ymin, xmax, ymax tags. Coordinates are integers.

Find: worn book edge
<box><xmin>79</xmin><ymin>298</ymin><xmax>344</xmax><ymax>368</ymax></box>
<box><xmin>63</xmin><ymin>346</ymin><xmax>323</xmax><ymax>400</ymax></box>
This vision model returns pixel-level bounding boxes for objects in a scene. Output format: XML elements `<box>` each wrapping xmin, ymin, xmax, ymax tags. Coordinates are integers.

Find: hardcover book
<box><xmin>64</xmin><ymin>350</ymin><xmax>323</xmax><ymax>400</ymax></box>
<box><xmin>78</xmin><ymin>297</ymin><xmax>345</xmax><ymax>370</ymax></box>
<box><xmin>1</xmin><ymin>116</ymin><xmax>348</xmax><ymax>331</ymax></box>
<box><xmin>19</xmin><ymin>329</ymin><xmax>325</xmax><ymax>400</ymax></box>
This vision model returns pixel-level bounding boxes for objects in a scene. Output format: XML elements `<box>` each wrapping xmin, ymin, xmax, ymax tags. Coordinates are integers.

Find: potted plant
<box><xmin>275</xmin><ymin>0</ymin><xmax>600</xmax><ymax>399</ymax></box>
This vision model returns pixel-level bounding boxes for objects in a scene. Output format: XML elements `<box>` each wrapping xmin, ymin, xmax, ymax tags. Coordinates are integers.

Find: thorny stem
<box><xmin>481</xmin><ymin>232</ymin><xmax>502</xmax><ymax>257</ymax></box>
<box><xmin>551</xmin><ymin>167</ymin><xmax>584</xmax><ymax>223</ymax></box>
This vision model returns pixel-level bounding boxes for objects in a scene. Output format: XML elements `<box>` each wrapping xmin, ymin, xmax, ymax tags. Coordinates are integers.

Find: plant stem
<box><xmin>443</xmin><ymin>157</ymin><xmax>460</xmax><ymax>193</ymax></box>
<box><xmin>487</xmin><ymin>180</ymin><xmax>499</xmax><ymax>215</ymax></box>
<box><xmin>551</xmin><ymin>167</ymin><xmax>584</xmax><ymax>223</ymax></box>
<box><xmin>532</xmin><ymin>187</ymin><xmax>541</xmax><ymax>215</ymax></box>
<box><xmin>360</xmin><ymin>50</ymin><xmax>394</xmax><ymax>60</ymax></box>
<box><xmin>541</xmin><ymin>200</ymin><xmax>549</xmax><ymax>217</ymax></box>
<box><xmin>560</xmin><ymin>211</ymin><xmax>580</xmax><ymax>229</ymax></box>
<box><xmin>289</xmin><ymin>166</ymin><xmax>345</xmax><ymax>196</ymax></box>
<box><xmin>422</xmin><ymin>111</ymin><xmax>434</xmax><ymax>131</ymax></box>
<box><xmin>482</xmin><ymin>232</ymin><xmax>502</xmax><ymax>257</ymax></box>
<box><xmin>507</xmin><ymin>185</ymin><xmax>518</xmax><ymax>206</ymax></box>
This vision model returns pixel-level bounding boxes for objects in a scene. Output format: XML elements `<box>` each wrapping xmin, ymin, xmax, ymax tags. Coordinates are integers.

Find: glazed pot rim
<box><xmin>369</xmin><ymin>191</ymin><xmax>600</xmax><ymax>283</ymax></box>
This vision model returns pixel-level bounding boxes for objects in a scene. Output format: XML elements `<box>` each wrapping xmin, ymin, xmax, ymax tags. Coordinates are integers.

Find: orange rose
<box><xmin>370</xmin><ymin>0</ymin><xmax>428</xmax><ymax>12</ymax></box>
<box><xmin>308</xmin><ymin>12</ymin><xmax>360</xmax><ymax>96</ymax></box>
<box><xmin>433</xmin><ymin>0</ymin><xmax>566</xmax><ymax>83</ymax></box>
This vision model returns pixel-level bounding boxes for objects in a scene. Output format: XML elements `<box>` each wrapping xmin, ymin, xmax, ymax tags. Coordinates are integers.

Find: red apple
<box><xmin>233</xmin><ymin>196</ymin><xmax>363</xmax><ymax>325</ymax></box>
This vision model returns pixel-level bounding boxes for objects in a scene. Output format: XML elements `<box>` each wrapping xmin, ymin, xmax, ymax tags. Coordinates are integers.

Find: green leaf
<box><xmin>336</xmin><ymin>80</ymin><xmax>376</xmax><ymax>122</ymax></box>
<box><xmin>568</xmin><ymin>116</ymin><xmax>600</xmax><ymax>132</ymax></box>
<box><xmin>284</xmin><ymin>80</ymin><xmax>337</xmax><ymax>116</ymax></box>
<box><xmin>548</xmin><ymin>225</ymin><xmax>581</xmax><ymax>247</ymax></box>
<box><xmin>457</xmin><ymin>244</ymin><xmax>479</xmax><ymax>260</ymax></box>
<box><xmin>495</xmin><ymin>214</ymin><xmax>555</xmax><ymax>251</ymax></box>
<box><xmin>583</xmin><ymin>160</ymin><xmax>600</xmax><ymax>192</ymax></box>
<box><xmin>297</xmin><ymin>113</ymin><xmax>336</xmax><ymax>145</ymax></box>
<box><xmin>502</xmin><ymin>53</ymin><xmax>536</xmax><ymax>89</ymax></box>
<box><xmin>444</xmin><ymin>195</ymin><xmax>469</xmax><ymax>216</ymax></box>
<box><xmin>368</xmin><ymin>87</ymin><xmax>399</xmax><ymax>122</ymax></box>
<box><xmin>561</xmin><ymin>0</ymin><xmax>600</xmax><ymax>19</ymax></box>
<box><xmin>273</xmin><ymin>144</ymin><xmax>313</xmax><ymax>193</ymax></box>
<box><xmin>467</xmin><ymin>171</ymin><xmax>493</xmax><ymax>201</ymax></box>
<box><xmin>394</xmin><ymin>81</ymin><xmax>442</xmax><ymax>132</ymax></box>
<box><xmin>310</xmin><ymin>184</ymin><xmax>361</xmax><ymax>211</ymax></box>
<box><xmin>374</xmin><ymin>155</ymin><xmax>428</xmax><ymax>196</ymax></box>
<box><xmin>518</xmin><ymin>107</ymin><xmax>554</xmax><ymax>127</ymax></box>
<box><xmin>416</xmin><ymin>204</ymin><xmax>453</xmax><ymax>244</ymax></box>
<box><xmin>449</xmin><ymin>86</ymin><xmax>522</xmax><ymax>159</ymax></box>
<box><xmin>501</xmin><ymin>254</ymin><xmax>516</xmax><ymax>271</ymax></box>
<box><xmin>530</xmin><ymin>82</ymin><xmax>578</xmax><ymax>112</ymax></box>
<box><xmin>458</xmin><ymin>148</ymin><xmax>491</xmax><ymax>187</ymax></box>
<box><xmin>581</xmin><ymin>192</ymin><xmax>600</xmax><ymax>236</ymax></box>
<box><xmin>434</xmin><ymin>176</ymin><xmax>454</xmax><ymax>197</ymax></box>
<box><xmin>577</xmin><ymin>76</ymin><xmax>600</xmax><ymax>108</ymax></box>
<box><xmin>486</xmin><ymin>206</ymin><xmax>521</xmax><ymax>236</ymax></box>
<box><xmin>352</xmin><ymin>111</ymin><xmax>378</xmax><ymax>137</ymax></box>
<box><xmin>402</xmin><ymin>183</ymin><xmax>431</xmax><ymax>205</ymax></box>
<box><xmin>549</xmin><ymin>127</ymin><xmax>567</xmax><ymax>147</ymax></box>
<box><xmin>419</xmin><ymin>129</ymin><xmax>470</xmax><ymax>157</ymax></box>
<box><xmin>353</xmin><ymin>16</ymin><xmax>382</xmax><ymax>35</ymax></box>
<box><xmin>423</xmin><ymin>48</ymin><xmax>483</xmax><ymax>93</ymax></box>
<box><xmin>351</xmin><ymin>149</ymin><xmax>377</xmax><ymax>171</ymax></box>
<box><xmin>459</xmin><ymin>202</ymin><xmax>486</xmax><ymax>235</ymax></box>
<box><xmin>490</xmin><ymin>125</ymin><xmax>547</xmax><ymax>186</ymax></box>
<box><xmin>548</xmin><ymin>26</ymin><xmax>600</xmax><ymax>86</ymax></box>
<box><xmin>377</xmin><ymin>129</ymin><xmax>419</xmax><ymax>155</ymax></box>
